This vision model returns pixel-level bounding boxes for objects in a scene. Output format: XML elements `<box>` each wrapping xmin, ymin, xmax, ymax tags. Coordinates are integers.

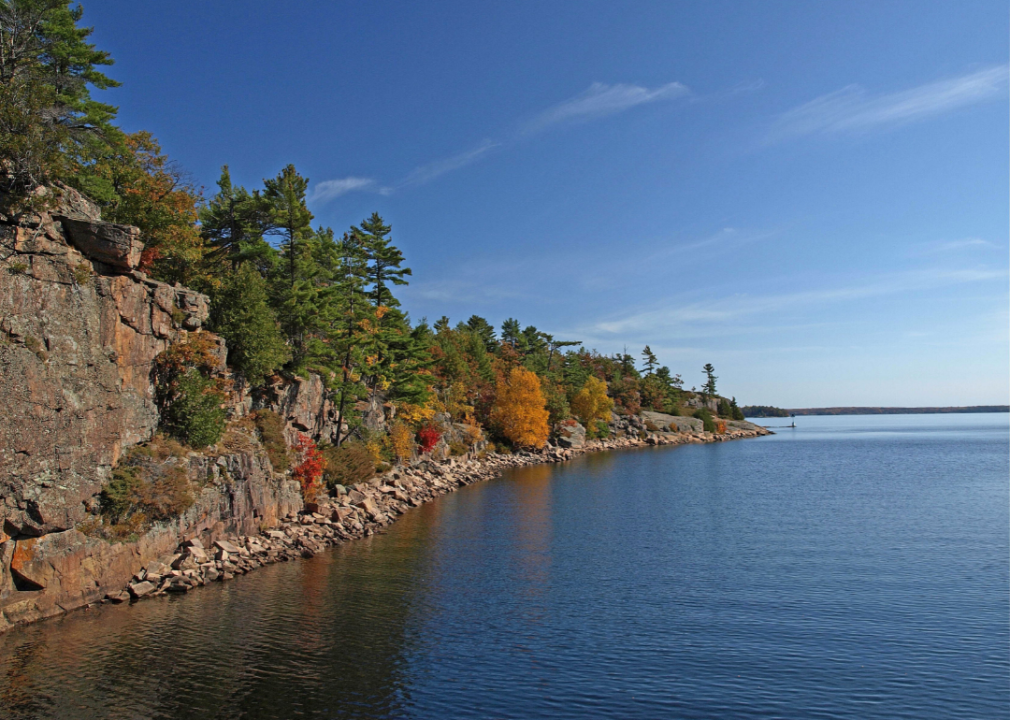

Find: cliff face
<box><xmin>0</xmin><ymin>187</ymin><xmax>301</xmax><ymax>632</ymax></box>
<box><xmin>0</xmin><ymin>185</ymin><xmax>214</xmax><ymax>537</ymax></box>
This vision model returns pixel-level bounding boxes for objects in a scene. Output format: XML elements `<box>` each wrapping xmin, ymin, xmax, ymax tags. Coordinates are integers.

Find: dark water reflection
<box><xmin>0</xmin><ymin>414</ymin><xmax>1007</xmax><ymax>719</ymax></box>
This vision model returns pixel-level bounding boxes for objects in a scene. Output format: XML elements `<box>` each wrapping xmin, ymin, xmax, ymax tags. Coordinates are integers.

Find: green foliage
<box><xmin>208</xmin><ymin>262</ymin><xmax>289</xmax><ymax>383</ymax></box>
<box><xmin>253</xmin><ymin>410</ymin><xmax>289</xmax><ymax>472</ymax></box>
<box><xmin>718</xmin><ymin>397</ymin><xmax>732</xmax><ymax>417</ymax></box>
<box><xmin>730</xmin><ymin>397</ymin><xmax>745</xmax><ymax>421</ymax></box>
<box><xmin>702</xmin><ymin>363</ymin><xmax>718</xmax><ymax>401</ymax></box>
<box><xmin>354</xmin><ymin>212</ymin><xmax>411</xmax><ymax>308</ymax></box>
<box><xmin>160</xmin><ymin>369</ymin><xmax>226</xmax><ymax>448</ymax></box>
<box><xmin>741</xmin><ymin>405</ymin><xmax>789</xmax><ymax>418</ymax></box>
<box><xmin>200</xmin><ymin>165</ymin><xmax>275</xmax><ymax>270</ymax></box>
<box><xmin>693</xmin><ymin>407</ymin><xmax>716</xmax><ymax>433</ymax></box>
<box><xmin>0</xmin><ymin>0</ymin><xmax>119</xmax><ymax>203</ymax></box>
<box><xmin>71</xmin><ymin>260</ymin><xmax>90</xmax><ymax>284</ymax></box>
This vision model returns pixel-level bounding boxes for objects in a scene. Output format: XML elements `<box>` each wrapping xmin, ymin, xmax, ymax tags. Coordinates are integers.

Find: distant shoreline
<box><xmin>783</xmin><ymin>406</ymin><xmax>1008</xmax><ymax>417</ymax></box>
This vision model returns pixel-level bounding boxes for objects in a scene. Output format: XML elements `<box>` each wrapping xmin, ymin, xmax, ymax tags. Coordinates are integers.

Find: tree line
<box><xmin>1</xmin><ymin>2</ymin><xmax>747</xmax><ymax>491</ymax></box>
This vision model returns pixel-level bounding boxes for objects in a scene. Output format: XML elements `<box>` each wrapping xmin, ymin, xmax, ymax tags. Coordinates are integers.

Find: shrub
<box><xmin>160</xmin><ymin>369</ymin><xmax>226</xmax><ymax>448</ymax></box>
<box><xmin>72</xmin><ymin>262</ymin><xmax>92</xmax><ymax>285</ymax></box>
<box><xmin>417</xmin><ymin>423</ymin><xmax>441</xmax><ymax>454</ymax></box>
<box><xmin>449</xmin><ymin>440</ymin><xmax>467</xmax><ymax>456</ymax></box>
<box><xmin>693</xmin><ymin>408</ymin><xmax>716</xmax><ymax>433</ymax></box>
<box><xmin>155</xmin><ymin>335</ymin><xmax>227</xmax><ymax>448</ymax></box>
<box><xmin>388</xmin><ymin>420</ymin><xmax>415</xmax><ymax>462</ymax></box>
<box><xmin>7</xmin><ymin>261</ymin><xmax>28</xmax><ymax>275</ymax></box>
<box><xmin>98</xmin><ymin>455</ymin><xmax>194</xmax><ymax>539</ymax></box>
<box><xmin>462</xmin><ymin>421</ymin><xmax>483</xmax><ymax>446</ymax></box>
<box><xmin>292</xmin><ymin>434</ymin><xmax>325</xmax><ymax>500</ymax></box>
<box><xmin>718</xmin><ymin>398</ymin><xmax>732</xmax><ymax>417</ymax></box>
<box><xmin>644</xmin><ymin>419</ymin><xmax>659</xmax><ymax>432</ymax></box>
<box><xmin>321</xmin><ymin>441</ymin><xmax>375</xmax><ymax>489</ymax></box>
<box><xmin>595</xmin><ymin>420</ymin><xmax>610</xmax><ymax>439</ymax></box>
<box><xmin>252</xmin><ymin>410</ymin><xmax>290</xmax><ymax>471</ymax></box>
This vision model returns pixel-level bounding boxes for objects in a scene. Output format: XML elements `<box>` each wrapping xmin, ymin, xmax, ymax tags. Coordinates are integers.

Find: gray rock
<box><xmin>555</xmin><ymin>420</ymin><xmax>586</xmax><ymax>448</ymax></box>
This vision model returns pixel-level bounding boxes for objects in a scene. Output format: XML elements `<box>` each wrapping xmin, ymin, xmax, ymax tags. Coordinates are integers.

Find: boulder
<box><xmin>213</xmin><ymin>539</ymin><xmax>242</xmax><ymax>554</ymax></box>
<box><xmin>127</xmin><ymin>581</ymin><xmax>155</xmax><ymax>599</ymax></box>
<box><xmin>555</xmin><ymin>420</ymin><xmax>586</xmax><ymax>449</ymax></box>
<box><xmin>57</xmin><ymin>217</ymin><xmax>143</xmax><ymax>271</ymax></box>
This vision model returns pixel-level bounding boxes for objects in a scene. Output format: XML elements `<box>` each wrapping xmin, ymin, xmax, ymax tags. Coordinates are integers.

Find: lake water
<box><xmin>1</xmin><ymin>413</ymin><xmax>1007</xmax><ymax>719</ymax></box>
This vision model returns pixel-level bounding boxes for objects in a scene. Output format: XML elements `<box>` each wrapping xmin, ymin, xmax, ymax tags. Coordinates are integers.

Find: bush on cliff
<box><xmin>693</xmin><ymin>408</ymin><xmax>716</xmax><ymax>433</ymax></box>
<box><xmin>97</xmin><ymin>444</ymin><xmax>195</xmax><ymax>539</ymax></box>
<box><xmin>160</xmin><ymin>370</ymin><xmax>226</xmax><ymax>448</ymax></box>
<box><xmin>321</xmin><ymin>441</ymin><xmax>375</xmax><ymax>489</ymax></box>
<box><xmin>155</xmin><ymin>335</ymin><xmax>227</xmax><ymax>448</ymax></box>
<box><xmin>252</xmin><ymin>410</ymin><xmax>290</xmax><ymax>472</ymax></box>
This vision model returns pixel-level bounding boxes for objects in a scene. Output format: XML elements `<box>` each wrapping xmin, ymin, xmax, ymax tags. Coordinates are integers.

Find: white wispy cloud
<box><xmin>921</xmin><ymin>238</ymin><xmax>995</xmax><ymax>254</ymax></box>
<box><xmin>766</xmin><ymin>66</ymin><xmax>1009</xmax><ymax>143</ymax></box>
<box><xmin>583</xmin><ymin>267</ymin><xmax>1008</xmax><ymax>338</ymax></box>
<box><xmin>400</xmin><ymin>141</ymin><xmax>500</xmax><ymax>187</ymax></box>
<box><xmin>308</xmin><ymin>176</ymin><xmax>379</xmax><ymax>203</ymax></box>
<box><xmin>525</xmin><ymin>81</ymin><xmax>689</xmax><ymax>133</ymax></box>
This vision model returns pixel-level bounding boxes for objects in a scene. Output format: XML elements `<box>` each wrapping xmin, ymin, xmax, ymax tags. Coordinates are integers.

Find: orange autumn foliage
<box><xmin>490</xmin><ymin>366</ymin><xmax>550</xmax><ymax>449</ymax></box>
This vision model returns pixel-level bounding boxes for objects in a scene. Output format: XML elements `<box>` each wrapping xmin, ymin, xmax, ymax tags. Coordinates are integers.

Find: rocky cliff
<box><xmin>0</xmin><ymin>187</ymin><xmax>301</xmax><ymax>632</ymax></box>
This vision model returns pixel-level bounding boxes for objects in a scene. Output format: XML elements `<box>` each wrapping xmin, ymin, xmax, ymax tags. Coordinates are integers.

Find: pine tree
<box><xmin>466</xmin><ymin>315</ymin><xmax>497</xmax><ymax>352</ymax></box>
<box><xmin>642</xmin><ymin>346</ymin><xmax>658</xmax><ymax>376</ymax></box>
<box><xmin>0</xmin><ymin>0</ymin><xmax>120</xmax><ymax>203</ymax></box>
<box><xmin>263</xmin><ymin>164</ymin><xmax>313</xmax><ymax>288</ymax></box>
<box><xmin>201</xmin><ymin>165</ymin><xmax>274</xmax><ymax>272</ymax></box>
<box><xmin>328</xmin><ymin>231</ymin><xmax>372</xmax><ymax>446</ymax></box>
<box><xmin>500</xmin><ymin>318</ymin><xmax>521</xmax><ymax>348</ymax></box>
<box><xmin>353</xmin><ymin>212</ymin><xmax>411</xmax><ymax>308</ymax></box>
<box><xmin>702</xmin><ymin>363</ymin><xmax>718</xmax><ymax>401</ymax></box>
<box><xmin>208</xmin><ymin>262</ymin><xmax>289</xmax><ymax>384</ymax></box>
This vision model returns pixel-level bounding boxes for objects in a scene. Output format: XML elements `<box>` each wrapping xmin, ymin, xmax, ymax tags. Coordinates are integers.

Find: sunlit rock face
<box><xmin>0</xmin><ymin>185</ymin><xmax>300</xmax><ymax>632</ymax></box>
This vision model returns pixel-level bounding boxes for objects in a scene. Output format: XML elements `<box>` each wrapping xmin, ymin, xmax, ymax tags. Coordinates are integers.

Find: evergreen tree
<box><xmin>328</xmin><ymin>231</ymin><xmax>372</xmax><ymax>446</ymax></box>
<box><xmin>466</xmin><ymin>315</ymin><xmax>497</xmax><ymax>352</ymax></box>
<box><xmin>353</xmin><ymin>212</ymin><xmax>411</xmax><ymax>308</ymax></box>
<box><xmin>208</xmin><ymin>262</ymin><xmax>289</xmax><ymax>384</ymax></box>
<box><xmin>500</xmin><ymin>318</ymin><xmax>521</xmax><ymax>348</ymax></box>
<box><xmin>641</xmin><ymin>346</ymin><xmax>658</xmax><ymax>376</ymax></box>
<box><xmin>0</xmin><ymin>0</ymin><xmax>120</xmax><ymax>203</ymax></box>
<box><xmin>263</xmin><ymin>164</ymin><xmax>313</xmax><ymax>288</ymax></box>
<box><xmin>200</xmin><ymin>165</ymin><xmax>274</xmax><ymax>272</ymax></box>
<box><xmin>702</xmin><ymin>363</ymin><xmax>718</xmax><ymax>401</ymax></box>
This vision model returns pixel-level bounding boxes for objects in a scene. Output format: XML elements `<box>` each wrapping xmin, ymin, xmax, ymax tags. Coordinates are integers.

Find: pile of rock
<box><xmin>104</xmin><ymin>422</ymin><xmax>772</xmax><ymax>606</ymax></box>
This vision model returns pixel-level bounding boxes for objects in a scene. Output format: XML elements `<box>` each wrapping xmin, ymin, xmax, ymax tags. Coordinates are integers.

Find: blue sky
<box><xmin>84</xmin><ymin>1</ymin><xmax>1008</xmax><ymax>407</ymax></box>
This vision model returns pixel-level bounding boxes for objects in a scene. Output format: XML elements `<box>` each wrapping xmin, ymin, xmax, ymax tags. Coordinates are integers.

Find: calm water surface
<box><xmin>1</xmin><ymin>413</ymin><xmax>1007</xmax><ymax>719</ymax></box>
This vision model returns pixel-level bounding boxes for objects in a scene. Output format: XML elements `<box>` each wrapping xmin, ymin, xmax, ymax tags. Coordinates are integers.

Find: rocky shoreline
<box><xmin>106</xmin><ymin>424</ymin><xmax>770</xmax><ymax>605</ymax></box>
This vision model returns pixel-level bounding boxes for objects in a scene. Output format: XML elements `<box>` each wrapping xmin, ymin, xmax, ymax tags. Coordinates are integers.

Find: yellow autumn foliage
<box><xmin>491</xmin><ymin>366</ymin><xmax>550</xmax><ymax>449</ymax></box>
<box><xmin>387</xmin><ymin>420</ymin><xmax>415</xmax><ymax>462</ymax></box>
<box><xmin>570</xmin><ymin>376</ymin><xmax>613</xmax><ymax>428</ymax></box>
